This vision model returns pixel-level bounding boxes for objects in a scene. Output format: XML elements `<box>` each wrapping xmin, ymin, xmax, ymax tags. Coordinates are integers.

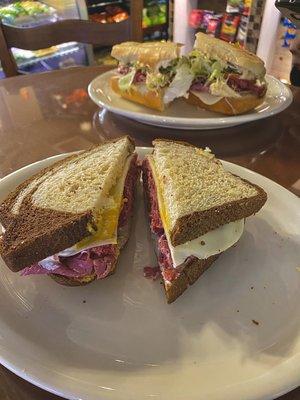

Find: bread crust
<box><xmin>164</xmin><ymin>254</ymin><xmax>220</xmax><ymax>303</ymax></box>
<box><xmin>110</xmin><ymin>76</ymin><xmax>165</xmax><ymax>111</ymax></box>
<box><xmin>1</xmin><ymin>209</ymin><xmax>93</xmax><ymax>272</ymax></box>
<box><xmin>111</xmin><ymin>41</ymin><xmax>181</xmax><ymax>69</ymax></box>
<box><xmin>50</xmin><ymin>273</ymin><xmax>97</xmax><ymax>286</ymax></box>
<box><xmin>170</xmin><ymin>180</ymin><xmax>267</xmax><ymax>246</ymax></box>
<box><xmin>194</xmin><ymin>32</ymin><xmax>266</xmax><ymax>77</ymax></box>
<box><xmin>186</xmin><ymin>91</ymin><xmax>265</xmax><ymax>115</ymax></box>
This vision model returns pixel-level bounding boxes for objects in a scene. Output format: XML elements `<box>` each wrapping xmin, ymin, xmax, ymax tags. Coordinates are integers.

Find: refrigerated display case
<box><xmin>142</xmin><ymin>0</ymin><xmax>169</xmax><ymax>41</ymax></box>
<box><xmin>0</xmin><ymin>0</ymin><xmax>92</xmax><ymax>78</ymax></box>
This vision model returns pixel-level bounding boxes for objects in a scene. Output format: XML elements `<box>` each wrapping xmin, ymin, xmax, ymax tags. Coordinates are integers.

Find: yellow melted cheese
<box><xmin>58</xmin><ymin>155</ymin><xmax>133</xmax><ymax>257</ymax></box>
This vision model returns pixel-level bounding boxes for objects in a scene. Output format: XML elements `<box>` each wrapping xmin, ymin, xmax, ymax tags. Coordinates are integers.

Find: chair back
<box><xmin>0</xmin><ymin>12</ymin><xmax>142</xmax><ymax>77</ymax></box>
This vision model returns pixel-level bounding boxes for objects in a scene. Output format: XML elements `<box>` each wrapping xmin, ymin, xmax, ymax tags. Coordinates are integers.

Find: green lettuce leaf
<box><xmin>118</xmin><ymin>69</ymin><xmax>136</xmax><ymax>91</ymax></box>
<box><xmin>163</xmin><ymin>64</ymin><xmax>194</xmax><ymax>104</ymax></box>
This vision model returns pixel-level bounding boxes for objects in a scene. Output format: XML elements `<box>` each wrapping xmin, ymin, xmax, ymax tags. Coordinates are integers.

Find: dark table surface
<box><xmin>0</xmin><ymin>65</ymin><xmax>299</xmax><ymax>400</ymax></box>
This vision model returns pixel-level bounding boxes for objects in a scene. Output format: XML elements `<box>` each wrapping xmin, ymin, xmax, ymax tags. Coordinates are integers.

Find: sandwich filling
<box><xmin>186</xmin><ymin>49</ymin><xmax>267</xmax><ymax>104</ymax></box>
<box><xmin>116</xmin><ymin>48</ymin><xmax>266</xmax><ymax>107</ymax></box>
<box><xmin>142</xmin><ymin>158</ymin><xmax>244</xmax><ymax>282</ymax></box>
<box><xmin>116</xmin><ymin>58</ymin><xmax>194</xmax><ymax>105</ymax></box>
<box><xmin>21</xmin><ymin>155</ymin><xmax>138</xmax><ymax>280</ymax></box>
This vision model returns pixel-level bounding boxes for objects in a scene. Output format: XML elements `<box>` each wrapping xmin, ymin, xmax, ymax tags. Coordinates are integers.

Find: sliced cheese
<box><xmin>168</xmin><ymin>219</ymin><xmax>244</xmax><ymax>267</ymax></box>
<box><xmin>148</xmin><ymin>157</ymin><xmax>244</xmax><ymax>267</ymax></box>
<box><xmin>190</xmin><ymin>90</ymin><xmax>222</xmax><ymax>105</ymax></box>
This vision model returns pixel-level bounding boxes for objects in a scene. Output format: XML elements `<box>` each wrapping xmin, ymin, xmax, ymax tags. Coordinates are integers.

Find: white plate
<box><xmin>88</xmin><ymin>70</ymin><xmax>293</xmax><ymax>130</ymax></box>
<box><xmin>0</xmin><ymin>148</ymin><xmax>300</xmax><ymax>400</ymax></box>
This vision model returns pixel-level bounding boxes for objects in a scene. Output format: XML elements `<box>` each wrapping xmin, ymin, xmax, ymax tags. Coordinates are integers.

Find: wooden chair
<box><xmin>0</xmin><ymin>11</ymin><xmax>143</xmax><ymax>77</ymax></box>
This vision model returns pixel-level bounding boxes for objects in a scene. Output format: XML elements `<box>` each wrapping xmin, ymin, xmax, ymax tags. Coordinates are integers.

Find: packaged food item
<box><xmin>226</xmin><ymin>0</ymin><xmax>242</xmax><ymax>13</ymax></box>
<box><xmin>220</xmin><ymin>13</ymin><xmax>240</xmax><ymax>42</ymax></box>
<box><xmin>189</xmin><ymin>9</ymin><xmax>204</xmax><ymax>29</ymax></box>
<box><xmin>236</xmin><ymin>15</ymin><xmax>249</xmax><ymax>47</ymax></box>
<box><xmin>200</xmin><ymin>10</ymin><xmax>214</xmax><ymax>30</ymax></box>
<box><xmin>242</xmin><ymin>0</ymin><xmax>252</xmax><ymax>16</ymax></box>
<box><xmin>206</xmin><ymin>14</ymin><xmax>223</xmax><ymax>37</ymax></box>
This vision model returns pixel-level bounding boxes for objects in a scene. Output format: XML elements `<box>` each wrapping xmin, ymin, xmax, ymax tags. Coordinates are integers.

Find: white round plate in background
<box><xmin>88</xmin><ymin>70</ymin><xmax>293</xmax><ymax>130</ymax></box>
<box><xmin>0</xmin><ymin>148</ymin><xmax>299</xmax><ymax>400</ymax></box>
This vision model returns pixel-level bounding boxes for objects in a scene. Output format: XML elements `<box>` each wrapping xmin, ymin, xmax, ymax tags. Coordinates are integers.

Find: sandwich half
<box><xmin>142</xmin><ymin>139</ymin><xmax>267</xmax><ymax>303</ymax></box>
<box><xmin>0</xmin><ymin>136</ymin><xmax>139</xmax><ymax>286</ymax></box>
<box><xmin>185</xmin><ymin>32</ymin><xmax>267</xmax><ymax>115</ymax></box>
<box><xmin>110</xmin><ymin>41</ymin><xmax>193</xmax><ymax>111</ymax></box>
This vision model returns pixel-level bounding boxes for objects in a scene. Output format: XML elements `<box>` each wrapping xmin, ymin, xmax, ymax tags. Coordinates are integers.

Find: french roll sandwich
<box><xmin>185</xmin><ymin>32</ymin><xmax>267</xmax><ymax>115</ymax></box>
<box><xmin>0</xmin><ymin>136</ymin><xmax>139</xmax><ymax>286</ymax></box>
<box><xmin>142</xmin><ymin>140</ymin><xmax>267</xmax><ymax>303</ymax></box>
<box><xmin>110</xmin><ymin>41</ymin><xmax>194</xmax><ymax>111</ymax></box>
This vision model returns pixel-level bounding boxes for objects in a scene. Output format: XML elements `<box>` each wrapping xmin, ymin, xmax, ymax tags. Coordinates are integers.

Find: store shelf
<box><xmin>87</xmin><ymin>0</ymin><xmax>123</xmax><ymax>10</ymax></box>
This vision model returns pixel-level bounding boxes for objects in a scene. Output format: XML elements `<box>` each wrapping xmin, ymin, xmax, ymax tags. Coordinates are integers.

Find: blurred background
<box><xmin>0</xmin><ymin>0</ymin><xmax>297</xmax><ymax>83</ymax></box>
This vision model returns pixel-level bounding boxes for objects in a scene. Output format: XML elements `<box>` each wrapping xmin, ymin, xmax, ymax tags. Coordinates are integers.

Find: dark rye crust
<box><xmin>0</xmin><ymin>208</ymin><xmax>93</xmax><ymax>272</ymax></box>
<box><xmin>0</xmin><ymin>136</ymin><xmax>135</xmax><ymax>272</ymax></box>
<box><xmin>0</xmin><ymin>153</ymin><xmax>82</xmax><ymax>228</ymax></box>
<box><xmin>151</xmin><ymin>139</ymin><xmax>267</xmax><ymax>247</ymax></box>
<box><xmin>164</xmin><ymin>254</ymin><xmax>220</xmax><ymax>304</ymax></box>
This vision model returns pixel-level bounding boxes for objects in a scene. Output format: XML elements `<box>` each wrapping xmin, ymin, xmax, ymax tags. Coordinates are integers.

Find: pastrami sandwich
<box><xmin>0</xmin><ymin>136</ymin><xmax>138</xmax><ymax>286</ymax></box>
<box><xmin>185</xmin><ymin>32</ymin><xmax>267</xmax><ymax>115</ymax></box>
<box><xmin>110</xmin><ymin>41</ymin><xmax>190</xmax><ymax>111</ymax></box>
<box><xmin>142</xmin><ymin>139</ymin><xmax>267</xmax><ymax>303</ymax></box>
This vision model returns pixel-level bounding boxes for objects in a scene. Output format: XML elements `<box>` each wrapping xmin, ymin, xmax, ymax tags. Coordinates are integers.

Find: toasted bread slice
<box><xmin>0</xmin><ymin>136</ymin><xmax>135</xmax><ymax>272</ymax></box>
<box><xmin>186</xmin><ymin>91</ymin><xmax>265</xmax><ymax>115</ymax></box>
<box><xmin>163</xmin><ymin>254</ymin><xmax>220</xmax><ymax>303</ymax></box>
<box><xmin>110</xmin><ymin>76</ymin><xmax>165</xmax><ymax>111</ymax></box>
<box><xmin>148</xmin><ymin>139</ymin><xmax>267</xmax><ymax>246</ymax></box>
<box><xmin>0</xmin><ymin>154</ymin><xmax>81</xmax><ymax>228</ymax></box>
<box><xmin>111</xmin><ymin>41</ymin><xmax>181</xmax><ymax>70</ymax></box>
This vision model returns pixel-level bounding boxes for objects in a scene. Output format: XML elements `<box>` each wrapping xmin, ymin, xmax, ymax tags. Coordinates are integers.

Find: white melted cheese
<box><xmin>190</xmin><ymin>90</ymin><xmax>222</xmax><ymax>105</ymax></box>
<box><xmin>166</xmin><ymin>219</ymin><xmax>244</xmax><ymax>267</ymax></box>
<box><xmin>56</xmin><ymin>154</ymin><xmax>134</xmax><ymax>258</ymax></box>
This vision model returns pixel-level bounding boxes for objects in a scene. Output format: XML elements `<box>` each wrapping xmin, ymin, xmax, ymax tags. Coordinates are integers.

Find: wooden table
<box><xmin>0</xmin><ymin>66</ymin><xmax>299</xmax><ymax>400</ymax></box>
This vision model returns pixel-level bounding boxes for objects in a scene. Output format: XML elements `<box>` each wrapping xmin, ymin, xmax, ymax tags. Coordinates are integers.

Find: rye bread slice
<box><xmin>0</xmin><ymin>206</ymin><xmax>94</xmax><ymax>272</ymax></box>
<box><xmin>151</xmin><ymin>139</ymin><xmax>267</xmax><ymax>246</ymax></box>
<box><xmin>0</xmin><ymin>136</ymin><xmax>135</xmax><ymax>272</ymax></box>
<box><xmin>170</xmin><ymin>178</ymin><xmax>267</xmax><ymax>246</ymax></box>
<box><xmin>164</xmin><ymin>254</ymin><xmax>220</xmax><ymax>304</ymax></box>
<box><xmin>0</xmin><ymin>152</ymin><xmax>82</xmax><ymax>228</ymax></box>
<box><xmin>0</xmin><ymin>136</ymin><xmax>135</xmax><ymax>227</ymax></box>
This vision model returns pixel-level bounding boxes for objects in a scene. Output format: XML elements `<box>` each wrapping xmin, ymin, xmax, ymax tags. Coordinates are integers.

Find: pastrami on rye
<box><xmin>142</xmin><ymin>139</ymin><xmax>267</xmax><ymax>303</ymax></box>
<box><xmin>0</xmin><ymin>136</ymin><xmax>139</xmax><ymax>286</ymax></box>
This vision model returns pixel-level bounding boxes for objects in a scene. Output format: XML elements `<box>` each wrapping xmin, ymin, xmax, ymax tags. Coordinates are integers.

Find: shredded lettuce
<box><xmin>146</xmin><ymin>72</ymin><xmax>170</xmax><ymax>90</ymax></box>
<box><xmin>118</xmin><ymin>69</ymin><xmax>136</xmax><ymax>91</ymax></box>
<box><xmin>207</xmin><ymin>61</ymin><xmax>223</xmax><ymax>82</ymax></box>
<box><xmin>163</xmin><ymin>64</ymin><xmax>194</xmax><ymax>104</ymax></box>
